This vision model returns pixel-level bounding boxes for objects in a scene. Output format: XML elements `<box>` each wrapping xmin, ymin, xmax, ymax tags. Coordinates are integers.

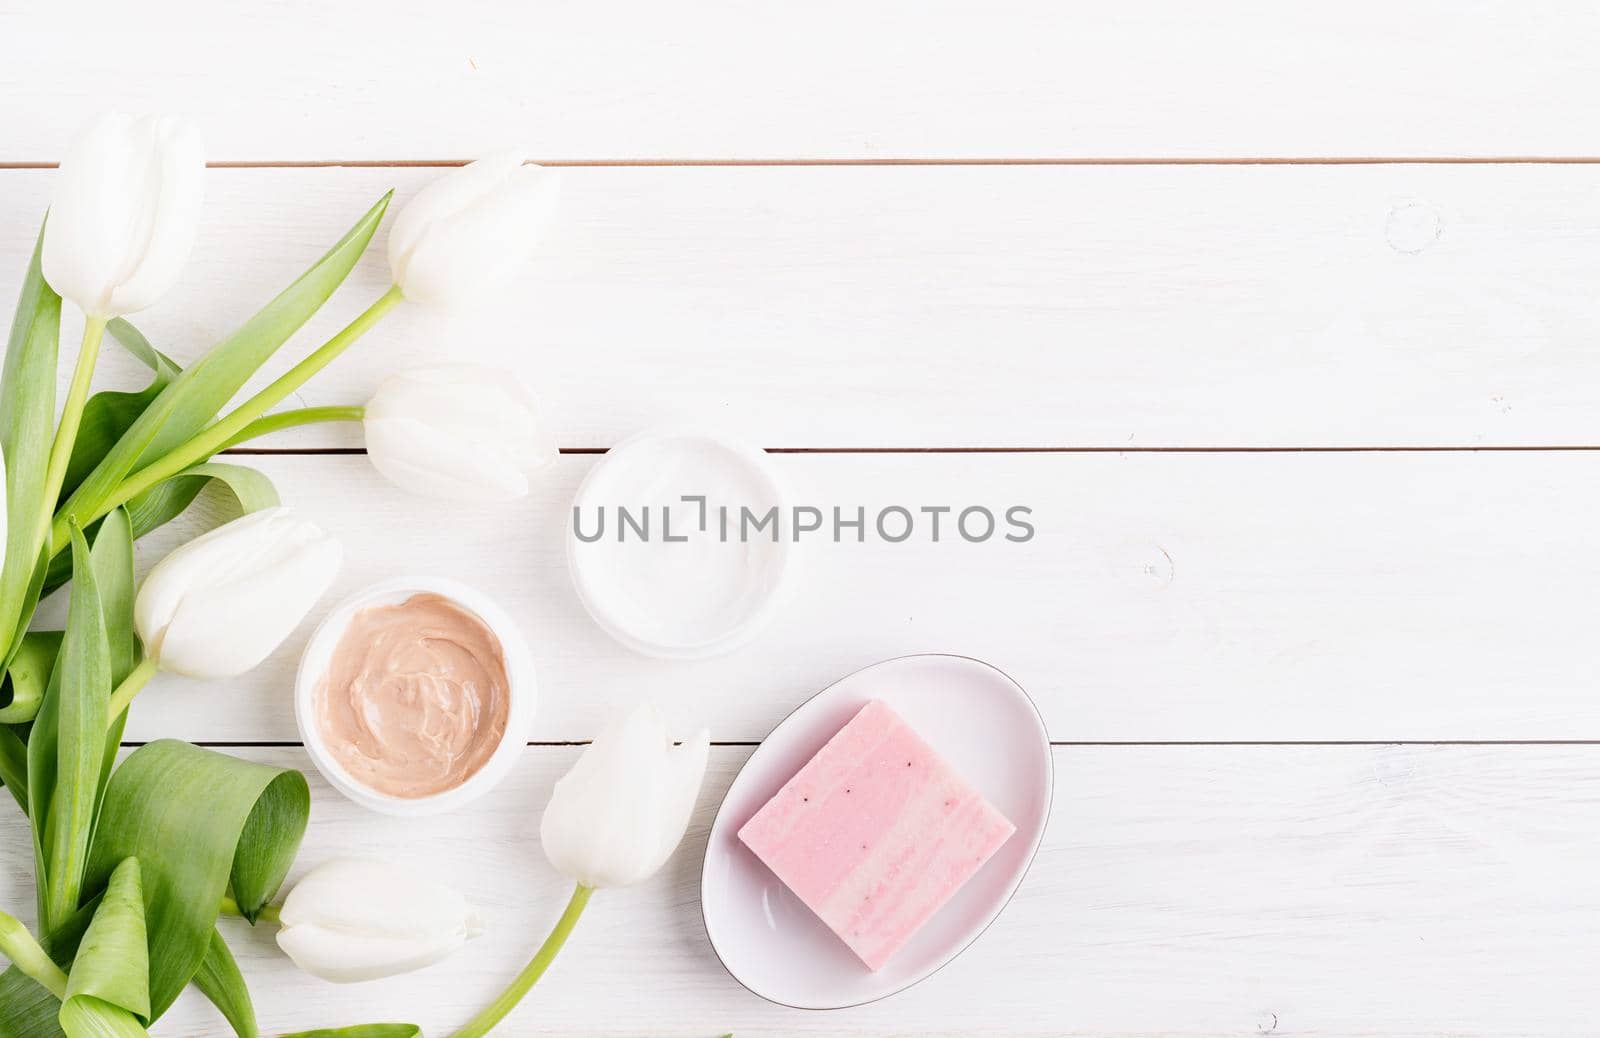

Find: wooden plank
<box><xmin>7</xmin><ymin>164</ymin><xmax>1600</xmax><ymax>449</ymax></box>
<box><xmin>4</xmin><ymin>744</ymin><xmax>1596</xmax><ymax>1035</ymax></box>
<box><xmin>36</xmin><ymin>449</ymin><xmax>1596</xmax><ymax>745</ymax></box>
<box><xmin>4</xmin><ymin>3</ymin><xmax>1600</xmax><ymax>160</ymax></box>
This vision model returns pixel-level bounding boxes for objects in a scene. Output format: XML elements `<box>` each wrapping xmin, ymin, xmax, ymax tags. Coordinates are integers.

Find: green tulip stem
<box><xmin>219</xmin><ymin>405</ymin><xmax>367</xmax><ymax>451</ymax></box>
<box><xmin>50</xmin><ymin>285</ymin><xmax>404</xmax><ymax>553</ymax></box>
<box><xmin>0</xmin><ymin>909</ymin><xmax>68</xmax><ymax>1000</ymax></box>
<box><xmin>105</xmin><ymin>655</ymin><xmax>160</xmax><ymax>724</ymax></box>
<box><xmin>452</xmin><ymin>884</ymin><xmax>594</xmax><ymax>1038</ymax></box>
<box><xmin>40</xmin><ymin>315</ymin><xmax>107</xmax><ymax>530</ymax></box>
<box><xmin>217</xmin><ymin>895</ymin><xmax>281</xmax><ymax>926</ymax></box>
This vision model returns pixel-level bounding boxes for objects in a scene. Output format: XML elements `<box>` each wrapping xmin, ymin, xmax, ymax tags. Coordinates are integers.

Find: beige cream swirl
<box><xmin>316</xmin><ymin>592</ymin><xmax>510</xmax><ymax>799</ymax></box>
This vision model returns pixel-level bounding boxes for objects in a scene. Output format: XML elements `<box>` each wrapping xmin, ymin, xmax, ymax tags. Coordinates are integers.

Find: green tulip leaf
<box><xmin>55</xmin><ymin>192</ymin><xmax>391</xmax><ymax>536</ymax></box>
<box><xmin>105</xmin><ymin>319</ymin><xmax>180</xmax><ymax>379</ymax></box>
<box><xmin>90</xmin><ymin>509</ymin><xmax>137</xmax><ymax>691</ymax></box>
<box><xmin>0</xmin><ymin>630</ymin><xmax>63</xmax><ymax>725</ymax></box>
<box><xmin>125</xmin><ymin>461</ymin><xmax>281</xmax><ymax>534</ymax></box>
<box><xmin>43</xmin><ymin>462</ymin><xmax>280</xmax><ymax>596</ymax></box>
<box><xmin>2</xmin><ymin>742</ymin><xmax>305</xmax><ymax>1030</ymax></box>
<box><xmin>58</xmin><ymin>322</ymin><xmax>180</xmax><ymax>507</ymax></box>
<box><xmin>12</xmin><ymin>506</ymin><xmax>138</xmax><ymax>724</ymax></box>
<box><xmin>31</xmin><ymin>525</ymin><xmax>112</xmax><ymax>935</ymax></box>
<box><xmin>193</xmin><ymin>928</ymin><xmax>258</xmax><ymax>1038</ymax></box>
<box><xmin>1</xmin><ymin>741</ymin><xmax>309</xmax><ymax>1032</ymax></box>
<box><xmin>89</xmin><ymin>511</ymin><xmax>136</xmax><ymax>829</ymax></box>
<box><xmin>56</xmin><ymin>857</ymin><xmax>150</xmax><ymax>1038</ymax></box>
<box><xmin>0</xmin><ymin>723</ymin><xmax>28</xmax><ymax>811</ymax></box>
<box><xmin>0</xmin><ymin>897</ymin><xmax>96</xmax><ymax>1037</ymax></box>
<box><xmin>279</xmin><ymin>1027</ymin><xmax>423</xmax><ymax>1038</ymax></box>
<box><xmin>84</xmin><ymin>739</ymin><xmax>310</xmax><ymax>1020</ymax></box>
<box><xmin>0</xmin><ymin>222</ymin><xmax>62</xmax><ymax>668</ymax></box>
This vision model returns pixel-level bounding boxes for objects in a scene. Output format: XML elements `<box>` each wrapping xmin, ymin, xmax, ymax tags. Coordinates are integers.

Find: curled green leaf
<box><xmin>0</xmin><ymin>631</ymin><xmax>63</xmax><ymax>725</ymax></box>
<box><xmin>1</xmin><ymin>741</ymin><xmax>312</xmax><ymax>1033</ymax></box>
<box><xmin>0</xmin><ymin>724</ymin><xmax>28</xmax><ymax>811</ymax></box>
<box><xmin>0</xmin><ymin>895</ymin><xmax>95</xmax><ymax>1038</ymax></box>
<box><xmin>126</xmin><ymin>461</ymin><xmax>281</xmax><ymax>533</ymax></box>
<box><xmin>0</xmin><ymin>907</ymin><xmax>67</xmax><ymax>1001</ymax></box>
<box><xmin>57</xmin><ymin>857</ymin><xmax>150</xmax><ymax>1037</ymax></box>
<box><xmin>83</xmin><ymin>740</ymin><xmax>310</xmax><ymax>1020</ymax></box>
<box><xmin>43</xmin><ymin>462</ymin><xmax>280</xmax><ymax>596</ymax></box>
<box><xmin>104</xmin><ymin>320</ymin><xmax>179</xmax><ymax>380</ymax></box>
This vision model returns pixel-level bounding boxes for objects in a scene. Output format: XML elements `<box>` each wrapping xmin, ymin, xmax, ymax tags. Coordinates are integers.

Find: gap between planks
<box><xmin>11</xmin><ymin>156</ymin><xmax>1600</xmax><ymax>170</ymax></box>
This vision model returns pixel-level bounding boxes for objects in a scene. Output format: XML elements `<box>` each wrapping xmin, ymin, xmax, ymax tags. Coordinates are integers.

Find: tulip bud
<box><xmin>276</xmin><ymin>858</ymin><xmax>483</xmax><ymax>984</ymax></box>
<box><xmin>363</xmin><ymin>364</ymin><xmax>555</xmax><ymax>502</ymax></box>
<box><xmin>387</xmin><ymin>151</ymin><xmax>559</xmax><ymax>307</ymax></box>
<box><xmin>42</xmin><ymin>112</ymin><xmax>204</xmax><ymax>318</ymax></box>
<box><xmin>540</xmin><ymin>703</ymin><xmax>710</xmax><ymax>889</ymax></box>
<box><xmin>133</xmin><ymin>508</ymin><xmax>340</xmax><ymax>679</ymax></box>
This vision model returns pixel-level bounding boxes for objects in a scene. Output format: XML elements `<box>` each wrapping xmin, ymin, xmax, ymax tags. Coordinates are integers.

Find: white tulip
<box><xmin>133</xmin><ymin>507</ymin><xmax>340</xmax><ymax>679</ymax></box>
<box><xmin>387</xmin><ymin>151</ymin><xmax>559</xmax><ymax>307</ymax></box>
<box><xmin>276</xmin><ymin>858</ymin><xmax>483</xmax><ymax>984</ymax></box>
<box><xmin>42</xmin><ymin>112</ymin><xmax>204</xmax><ymax>318</ymax></box>
<box><xmin>541</xmin><ymin>703</ymin><xmax>710</xmax><ymax>889</ymax></box>
<box><xmin>364</xmin><ymin>364</ymin><xmax>555</xmax><ymax>502</ymax></box>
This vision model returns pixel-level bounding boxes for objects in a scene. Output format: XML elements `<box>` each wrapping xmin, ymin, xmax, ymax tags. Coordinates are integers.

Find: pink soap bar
<box><xmin>738</xmin><ymin>700</ymin><xmax>1015</xmax><ymax>970</ymax></box>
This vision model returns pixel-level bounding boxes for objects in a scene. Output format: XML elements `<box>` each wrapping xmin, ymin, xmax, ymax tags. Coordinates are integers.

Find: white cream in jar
<box><xmin>567</xmin><ymin>431</ymin><xmax>793</xmax><ymax>658</ymax></box>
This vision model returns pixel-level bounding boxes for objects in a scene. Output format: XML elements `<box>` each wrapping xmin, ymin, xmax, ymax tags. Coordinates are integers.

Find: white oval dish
<box><xmin>295</xmin><ymin>575</ymin><xmax>536</xmax><ymax>816</ymax></box>
<box><xmin>701</xmin><ymin>654</ymin><xmax>1052</xmax><ymax>1010</ymax></box>
<box><xmin>566</xmin><ymin>428</ymin><xmax>794</xmax><ymax>659</ymax></box>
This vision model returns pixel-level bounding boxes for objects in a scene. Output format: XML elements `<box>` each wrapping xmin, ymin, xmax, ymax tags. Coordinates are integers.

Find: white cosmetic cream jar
<box><xmin>567</xmin><ymin>429</ymin><xmax>794</xmax><ymax>659</ymax></box>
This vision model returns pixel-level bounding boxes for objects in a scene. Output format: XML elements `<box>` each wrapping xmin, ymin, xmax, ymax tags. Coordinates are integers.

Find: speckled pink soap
<box><xmin>738</xmin><ymin>700</ymin><xmax>1015</xmax><ymax>970</ymax></box>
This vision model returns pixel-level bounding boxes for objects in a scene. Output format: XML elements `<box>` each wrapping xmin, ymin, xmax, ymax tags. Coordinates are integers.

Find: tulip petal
<box><xmin>155</xmin><ymin>539</ymin><xmax>340</xmax><ymax>679</ymax></box>
<box><xmin>276</xmin><ymin>858</ymin><xmax>481</xmax><ymax>984</ymax></box>
<box><xmin>388</xmin><ymin>152</ymin><xmax>525</xmax><ymax>285</ymax></box>
<box><xmin>366</xmin><ymin>366</ymin><xmax>548</xmax><ymax>458</ymax></box>
<box><xmin>652</xmin><ymin>727</ymin><xmax>712</xmax><ymax>872</ymax></box>
<box><xmin>42</xmin><ymin>113</ymin><xmax>204</xmax><ymax>318</ymax></box>
<box><xmin>365</xmin><ymin>416</ymin><xmax>530</xmax><ymax>502</ymax></box>
<box><xmin>362</xmin><ymin>364</ymin><xmax>555</xmax><ymax>502</ymax></box>
<box><xmin>104</xmin><ymin>117</ymin><xmax>205</xmax><ymax>317</ymax></box>
<box><xmin>133</xmin><ymin>508</ymin><xmax>341</xmax><ymax>678</ymax></box>
<box><xmin>43</xmin><ymin>112</ymin><xmax>139</xmax><ymax>315</ymax></box>
<box><xmin>279</xmin><ymin>858</ymin><xmax>481</xmax><ymax>941</ymax></box>
<box><xmin>540</xmin><ymin>703</ymin><xmax>710</xmax><ymax>889</ymax></box>
<box><xmin>277</xmin><ymin>924</ymin><xmax>472</xmax><ymax>985</ymax></box>
<box><xmin>388</xmin><ymin>154</ymin><xmax>559</xmax><ymax>307</ymax></box>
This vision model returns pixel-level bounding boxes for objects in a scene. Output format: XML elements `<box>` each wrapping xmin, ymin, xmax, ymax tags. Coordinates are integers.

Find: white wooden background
<box><xmin>4</xmin><ymin>2</ymin><xmax>1600</xmax><ymax>1034</ymax></box>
